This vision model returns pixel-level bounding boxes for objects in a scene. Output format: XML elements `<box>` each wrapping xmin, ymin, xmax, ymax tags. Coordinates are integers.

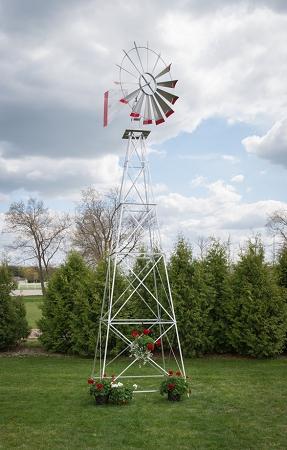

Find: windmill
<box><xmin>91</xmin><ymin>42</ymin><xmax>185</xmax><ymax>393</ymax></box>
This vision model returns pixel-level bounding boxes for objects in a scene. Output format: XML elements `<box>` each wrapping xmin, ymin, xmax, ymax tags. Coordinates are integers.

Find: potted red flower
<box><xmin>160</xmin><ymin>370</ymin><xmax>190</xmax><ymax>401</ymax></box>
<box><xmin>88</xmin><ymin>377</ymin><xmax>111</xmax><ymax>405</ymax></box>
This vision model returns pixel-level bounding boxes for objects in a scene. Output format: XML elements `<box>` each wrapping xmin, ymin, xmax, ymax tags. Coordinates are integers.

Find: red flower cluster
<box><xmin>87</xmin><ymin>377</ymin><xmax>95</xmax><ymax>385</ymax></box>
<box><xmin>168</xmin><ymin>369</ymin><xmax>182</xmax><ymax>377</ymax></box>
<box><xmin>155</xmin><ymin>339</ymin><xmax>161</xmax><ymax>347</ymax></box>
<box><xmin>131</xmin><ymin>329</ymin><xmax>140</xmax><ymax>338</ymax></box>
<box><xmin>96</xmin><ymin>383</ymin><xmax>104</xmax><ymax>391</ymax></box>
<box><xmin>146</xmin><ymin>342</ymin><xmax>155</xmax><ymax>351</ymax></box>
<box><xmin>143</xmin><ymin>329</ymin><xmax>151</xmax><ymax>335</ymax></box>
<box><xmin>167</xmin><ymin>383</ymin><xmax>176</xmax><ymax>391</ymax></box>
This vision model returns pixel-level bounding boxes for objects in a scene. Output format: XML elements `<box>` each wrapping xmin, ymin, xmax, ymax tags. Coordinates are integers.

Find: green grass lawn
<box><xmin>0</xmin><ymin>355</ymin><xmax>286</xmax><ymax>449</ymax></box>
<box><xmin>22</xmin><ymin>296</ymin><xmax>43</xmax><ymax>328</ymax></box>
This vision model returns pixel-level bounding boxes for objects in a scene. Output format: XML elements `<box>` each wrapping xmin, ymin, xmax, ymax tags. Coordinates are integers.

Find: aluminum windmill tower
<box><xmin>92</xmin><ymin>43</ymin><xmax>185</xmax><ymax>392</ymax></box>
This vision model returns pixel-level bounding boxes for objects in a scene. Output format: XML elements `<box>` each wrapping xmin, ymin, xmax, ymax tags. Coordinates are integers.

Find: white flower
<box><xmin>133</xmin><ymin>384</ymin><xmax>138</xmax><ymax>389</ymax></box>
<box><xmin>111</xmin><ymin>383</ymin><xmax>118</xmax><ymax>388</ymax></box>
<box><xmin>117</xmin><ymin>382</ymin><xmax>123</xmax><ymax>387</ymax></box>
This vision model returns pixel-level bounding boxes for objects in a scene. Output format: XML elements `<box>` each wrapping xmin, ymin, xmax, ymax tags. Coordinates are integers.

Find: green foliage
<box><xmin>89</xmin><ymin>378</ymin><xmax>111</xmax><ymax>397</ymax></box>
<box><xmin>160</xmin><ymin>374</ymin><xmax>190</xmax><ymax>396</ymax></box>
<box><xmin>0</xmin><ymin>264</ymin><xmax>29</xmax><ymax>350</ymax></box>
<box><xmin>130</xmin><ymin>247</ymin><xmax>166</xmax><ymax>320</ymax></box>
<box><xmin>39</xmin><ymin>252</ymin><xmax>101</xmax><ymax>355</ymax></box>
<box><xmin>228</xmin><ymin>239</ymin><xmax>287</xmax><ymax>357</ymax></box>
<box><xmin>277</xmin><ymin>244</ymin><xmax>287</xmax><ymax>289</ymax></box>
<box><xmin>202</xmin><ymin>239</ymin><xmax>234</xmax><ymax>353</ymax></box>
<box><xmin>109</xmin><ymin>381</ymin><xmax>133</xmax><ymax>405</ymax></box>
<box><xmin>169</xmin><ymin>237</ymin><xmax>214</xmax><ymax>356</ymax></box>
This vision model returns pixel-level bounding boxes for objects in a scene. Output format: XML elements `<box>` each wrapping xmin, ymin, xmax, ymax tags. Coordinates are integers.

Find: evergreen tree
<box><xmin>276</xmin><ymin>245</ymin><xmax>287</xmax><ymax>351</ymax></box>
<box><xmin>39</xmin><ymin>252</ymin><xmax>101</xmax><ymax>355</ymax></box>
<box><xmin>229</xmin><ymin>239</ymin><xmax>287</xmax><ymax>357</ymax></box>
<box><xmin>168</xmin><ymin>237</ymin><xmax>214</xmax><ymax>356</ymax></box>
<box><xmin>130</xmin><ymin>246</ymin><xmax>166</xmax><ymax>321</ymax></box>
<box><xmin>277</xmin><ymin>244</ymin><xmax>287</xmax><ymax>289</ymax></box>
<box><xmin>0</xmin><ymin>264</ymin><xmax>29</xmax><ymax>350</ymax></box>
<box><xmin>203</xmin><ymin>239</ymin><xmax>233</xmax><ymax>353</ymax></box>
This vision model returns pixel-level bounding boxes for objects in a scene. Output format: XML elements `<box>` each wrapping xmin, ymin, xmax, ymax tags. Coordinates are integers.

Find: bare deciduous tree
<box><xmin>73</xmin><ymin>187</ymin><xmax>144</xmax><ymax>265</ymax></box>
<box><xmin>5</xmin><ymin>198</ymin><xmax>70</xmax><ymax>295</ymax></box>
<box><xmin>267</xmin><ymin>209</ymin><xmax>287</xmax><ymax>244</ymax></box>
<box><xmin>196</xmin><ymin>236</ymin><xmax>210</xmax><ymax>260</ymax></box>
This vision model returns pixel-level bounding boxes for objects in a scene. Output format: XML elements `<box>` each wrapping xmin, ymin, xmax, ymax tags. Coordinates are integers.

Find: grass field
<box><xmin>0</xmin><ymin>355</ymin><xmax>286</xmax><ymax>449</ymax></box>
<box><xmin>22</xmin><ymin>296</ymin><xmax>43</xmax><ymax>328</ymax></box>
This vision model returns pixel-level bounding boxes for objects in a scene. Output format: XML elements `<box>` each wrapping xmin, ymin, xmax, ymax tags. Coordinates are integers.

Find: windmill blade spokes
<box><xmin>123</xmin><ymin>49</ymin><xmax>143</xmax><ymax>77</ymax></box>
<box><xmin>134</xmin><ymin>41</ymin><xmax>145</xmax><ymax>73</ymax></box>
<box><xmin>120</xmin><ymin>87</ymin><xmax>141</xmax><ymax>104</ymax></box>
<box><xmin>143</xmin><ymin>96</ymin><xmax>152</xmax><ymax>125</ymax></box>
<box><xmin>157</xmin><ymin>80</ymin><xmax>178</xmax><ymax>88</ymax></box>
<box><xmin>155</xmin><ymin>64</ymin><xmax>171</xmax><ymax>79</ymax></box>
<box><xmin>116</xmin><ymin>64</ymin><xmax>138</xmax><ymax>79</ymax></box>
<box><xmin>130</xmin><ymin>93</ymin><xmax>145</xmax><ymax>118</ymax></box>
<box><xmin>156</xmin><ymin>88</ymin><xmax>178</xmax><ymax>105</ymax></box>
<box><xmin>154</xmin><ymin>92</ymin><xmax>174</xmax><ymax>118</ymax></box>
<box><xmin>150</xmin><ymin>96</ymin><xmax>165</xmax><ymax>125</ymax></box>
<box><xmin>151</xmin><ymin>52</ymin><xmax>161</xmax><ymax>75</ymax></box>
<box><xmin>146</xmin><ymin>41</ymin><xmax>149</xmax><ymax>72</ymax></box>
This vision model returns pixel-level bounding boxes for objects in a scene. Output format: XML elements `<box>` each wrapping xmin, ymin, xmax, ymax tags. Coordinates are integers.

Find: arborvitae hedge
<box><xmin>39</xmin><ymin>252</ymin><xmax>101</xmax><ymax>355</ymax></box>
<box><xmin>37</xmin><ymin>237</ymin><xmax>287</xmax><ymax>358</ymax></box>
<box><xmin>202</xmin><ymin>239</ymin><xmax>234</xmax><ymax>353</ymax></box>
<box><xmin>228</xmin><ymin>239</ymin><xmax>287</xmax><ymax>357</ymax></box>
<box><xmin>169</xmin><ymin>237</ymin><xmax>214</xmax><ymax>356</ymax></box>
<box><xmin>0</xmin><ymin>264</ymin><xmax>29</xmax><ymax>350</ymax></box>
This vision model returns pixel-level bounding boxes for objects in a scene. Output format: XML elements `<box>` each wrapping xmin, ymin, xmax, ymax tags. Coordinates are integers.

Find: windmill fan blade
<box><xmin>150</xmin><ymin>95</ymin><xmax>165</xmax><ymax>125</ymax></box>
<box><xmin>156</xmin><ymin>88</ymin><xmax>178</xmax><ymax>105</ymax></box>
<box><xmin>157</xmin><ymin>80</ymin><xmax>178</xmax><ymax>88</ymax></box>
<box><xmin>143</xmin><ymin>96</ymin><xmax>153</xmax><ymax>124</ymax></box>
<box><xmin>155</xmin><ymin>63</ymin><xmax>171</xmax><ymax>79</ymax></box>
<box><xmin>120</xmin><ymin>88</ymin><xmax>141</xmax><ymax>104</ymax></box>
<box><xmin>130</xmin><ymin>93</ymin><xmax>145</xmax><ymax>118</ymax></box>
<box><xmin>154</xmin><ymin>92</ymin><xmax>174</xmax><ymax>118</ymax></box>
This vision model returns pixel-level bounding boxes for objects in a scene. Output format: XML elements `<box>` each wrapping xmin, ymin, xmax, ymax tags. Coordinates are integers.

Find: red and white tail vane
<box><xmin>103</xmin><ymin>86</ymin><xmax>127</xmax><ymax>127</ymax></box>
<box><xmin>117</xmin><ymin>42</ymin><xmax>178</xmax><ymax>126</ymax></box>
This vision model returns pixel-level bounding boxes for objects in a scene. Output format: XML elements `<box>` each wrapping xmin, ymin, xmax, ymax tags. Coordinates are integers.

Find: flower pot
<box><xmin>95</xmin><ymin>394</ymin><xmax>108</xmax><ymax>405</ymax></box>
<box><xmin>168</xmin><ymin>392</ymin><xmax>181</xmax><ymax>401</ymax></box>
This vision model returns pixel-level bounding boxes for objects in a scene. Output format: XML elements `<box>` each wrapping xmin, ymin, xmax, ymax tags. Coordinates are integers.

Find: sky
<box><xmin>0</xmin><ymin>0</ymin><xmax>287</xmax><ymax>260</ymax></box>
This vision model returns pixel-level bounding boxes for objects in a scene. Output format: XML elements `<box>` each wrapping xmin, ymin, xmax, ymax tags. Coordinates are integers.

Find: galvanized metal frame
<box><xmin>92</xmin><ymin>129</ymin><xmax>185</xmax><ymax>391</ymax></box>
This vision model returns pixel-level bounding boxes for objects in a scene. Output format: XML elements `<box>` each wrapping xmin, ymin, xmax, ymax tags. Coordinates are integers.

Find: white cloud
<box><xmin>157</xmin><ymin>178</ymin><xmax>287</xmax><ymax>252</ymax></box>
<box><xmin>242</xmin><ymin>119</ymin><xmax>287</xmax><ymax>168</ymax></box>
<box><xmin>231</xmin><ymin>174</ymin><xmax>244</xmax><ymax>183</ymax></box>
<box><xmin>221</xmin><ymin>154</ymin><xmax>240</xmax><ymax>164</ymax></box>
<box><xmin>0</xmin><ymin>152</ymin><xmax>121</xmax><ymax>198</ymax></box>
<box><xmin>1</xmin><ymin>2</ymin><xmax>287</xmax><ymax>163</ymax></box>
